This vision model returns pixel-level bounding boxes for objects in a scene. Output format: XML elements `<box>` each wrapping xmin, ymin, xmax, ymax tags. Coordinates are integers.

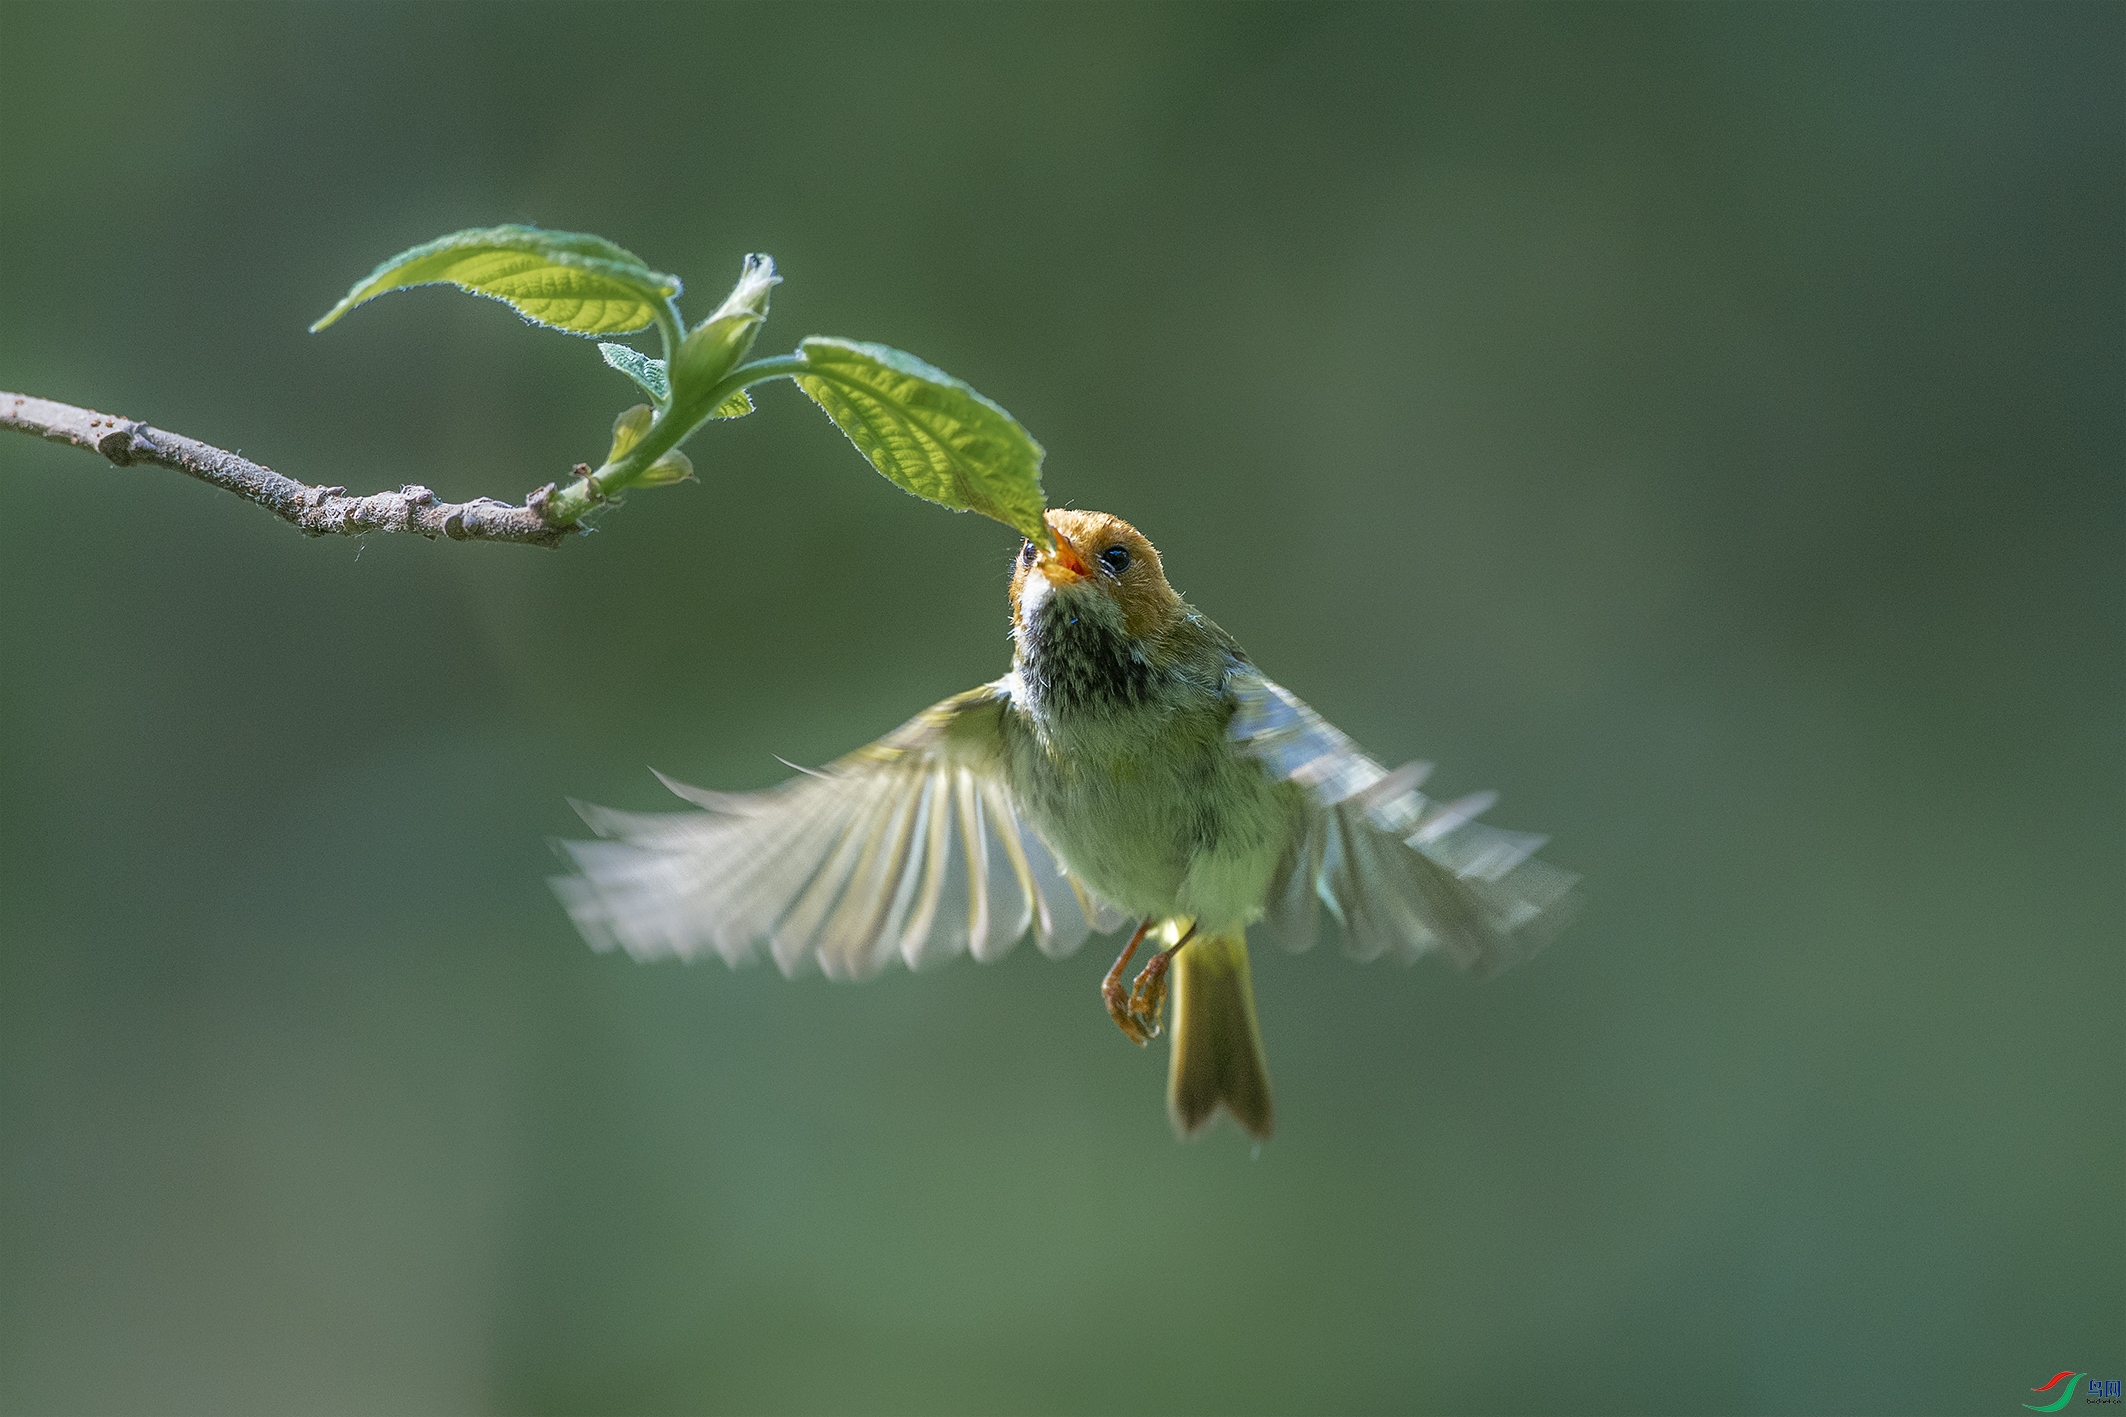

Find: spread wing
<box><xmin>551</xmin><ymin>681</ymin><xmax>1123</xmax><ymax>979</ymax></box>
<box><xmin>1226</xmin><ymin>666</ymin><xmax>1579</xmax><ymax>977</ymax></box>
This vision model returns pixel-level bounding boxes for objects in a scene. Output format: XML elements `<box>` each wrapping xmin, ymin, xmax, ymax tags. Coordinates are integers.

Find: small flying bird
<box><xmin>553</xmin><ymin>510</ymin><xmax>1577</xmax><ymax>1141</ymax></box>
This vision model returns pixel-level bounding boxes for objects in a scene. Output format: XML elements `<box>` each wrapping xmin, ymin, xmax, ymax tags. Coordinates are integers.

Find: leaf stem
<box><xmin>714</xmin><ymin>353</ymin><xmax>810</xmax><ymax>394</ymax></box>
<box><xmin>654</xmin><ymin>296</ymin><xmax>686</xmax><ymax>365</ymax></box>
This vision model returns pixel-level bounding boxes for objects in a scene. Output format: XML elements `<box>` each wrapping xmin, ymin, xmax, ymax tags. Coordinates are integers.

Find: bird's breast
<box><xmin>999</xmin><ymin>689</ymin><xmax>1301</xmax><ymax>931</ymax></box>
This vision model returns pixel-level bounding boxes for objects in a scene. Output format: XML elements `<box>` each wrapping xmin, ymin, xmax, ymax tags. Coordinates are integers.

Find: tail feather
<box><xmin>1167</xmin><ymin>926</ymin><xmax>1274</xmax><ymax>1141</ymax></box>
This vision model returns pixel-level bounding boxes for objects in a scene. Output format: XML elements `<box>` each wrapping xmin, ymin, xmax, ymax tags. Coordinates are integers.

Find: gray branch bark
<box><xmin>2</xmin><ymin>391</ymin><xmax>575</xmax><ymax>548</ymax></box>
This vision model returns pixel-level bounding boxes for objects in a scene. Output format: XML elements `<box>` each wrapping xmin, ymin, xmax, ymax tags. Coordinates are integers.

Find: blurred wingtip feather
<box><xmin>551</xmin><ymin>681</ymin><xmax>1121</xmax><ymax>977</ymax></box>
<box><xmin>1229</xmin><ymin>666</ymin><xmax>1579</xmax><ymax>976</ymax></box>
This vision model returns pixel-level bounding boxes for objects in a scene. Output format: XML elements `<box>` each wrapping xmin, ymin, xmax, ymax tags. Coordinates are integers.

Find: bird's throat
<box><xmin>1015</xmin><ymin>589</ymin><xmax>1156</xmax><ymax>720</ymax></box>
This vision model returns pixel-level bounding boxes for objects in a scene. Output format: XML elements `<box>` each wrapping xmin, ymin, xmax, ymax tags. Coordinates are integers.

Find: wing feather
<box><xmin>1228</xmin><ymin>666</ymin><xmax>1578</xmax><ymax>976</ymax></box>
<box><xmin>552</xmin><ymin>681</ymin><xmax>1120</xmax><ymax>976</ymax></box>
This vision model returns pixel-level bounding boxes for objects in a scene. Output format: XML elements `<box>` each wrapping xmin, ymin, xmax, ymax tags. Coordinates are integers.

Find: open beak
<box><xmin>1042</xmin><ymin>523</ymin><xmax>1093</xmax><ymax>581</ymax></box>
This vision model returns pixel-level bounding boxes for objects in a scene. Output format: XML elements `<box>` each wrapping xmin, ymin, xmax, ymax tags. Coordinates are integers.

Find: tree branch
<box><xmin>2</xmin><ymin>391</ymin><xmax>576</xmax><ymax>548</ymax></box>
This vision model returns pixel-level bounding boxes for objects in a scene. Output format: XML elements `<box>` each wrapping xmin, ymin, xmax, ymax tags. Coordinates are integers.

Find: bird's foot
<box><xmin>1102</xmin><ymin>922</ymin><xmax>1161</xmax><ymax>1045</ymax></box>
<box><xmin>1100</xmin><ymin>921</ymin><xmax>1198</xmax><ymax>1045</ymax></box>
<box><xmin>1104</xmin><ymin>982</ymin><xmax>1161</xmax><ymax>1044</ymax></box>
<box><xmin>1126</xmin><ymin>923</ymin><xmax>1197</xmax><ymax>1031</ymax></box>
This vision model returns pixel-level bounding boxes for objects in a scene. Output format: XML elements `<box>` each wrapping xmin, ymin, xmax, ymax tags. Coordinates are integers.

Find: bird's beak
<box><xmin>1043</xmin><ymin>524</ymin><xmax>1092</xmax><ymax>582</ymax></box>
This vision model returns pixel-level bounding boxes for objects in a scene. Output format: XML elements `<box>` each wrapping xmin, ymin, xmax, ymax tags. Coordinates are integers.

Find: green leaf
<box><xmin>712</xmin><ymin>390</ymin><xmax>754</xmax><ymax>420</ymax></box>
<box><xmin>791</xmin><ymin>337</ymin><xmax>1047</xmax><ymax>543</ymax></box>
<box><xmin>600</xmin><ymin>343</ymin><xmax>670</xmax><ymax>402</ymax></box>
<box><xmin>310</xmin><ymin>225</ymin><xmax>682</xmax><ymax>336</ymax></box>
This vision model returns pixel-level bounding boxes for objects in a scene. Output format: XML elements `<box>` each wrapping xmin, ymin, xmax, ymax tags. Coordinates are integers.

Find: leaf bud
<box><xmin>606</xmin><ymin>403</ymin><xmax>655</xmax><ymax>463</ymax></box>
<box><xmin>636</xmin><ymin>448</ymin><xmax>696</xmax><ymax>487</ymax></box>
<box><xmin>671</xmin><ymin>254</ymin><xmax>780</xmax><ymax>403</ymax></box>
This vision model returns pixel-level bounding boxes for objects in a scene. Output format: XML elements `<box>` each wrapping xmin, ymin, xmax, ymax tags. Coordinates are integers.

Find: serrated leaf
<box><xmin>638</xmin><ymin>449</ymin><xmax>695</xmax><ymax>486</ymax></box>
<box><xmin>310</xmin><ymin>225</ymin><xmax>682</xmax><ymax>336</ymax></box>
<box><xmin>608</xmin><ymin>404</ymin><xmax>655</xmax><ymax>463</ymax></box>
<box><xmin>600</xmin><ymin>343</ymin><xmax>670</xmax><ymax>402</ymax></box>
<box><xmin>792</xmin><ymin>338</ymin><xmax>1047</xmax><ymax>543</ymax></box>
<box><xmin>712</xmin><ymin>390</ymin><xmax>754</xmax><ymax>420</ymax></box>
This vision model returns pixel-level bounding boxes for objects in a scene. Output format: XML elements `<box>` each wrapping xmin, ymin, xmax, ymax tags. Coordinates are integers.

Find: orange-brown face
<box><xmin>1009</xmin><ymin>509</ymin><xmax>1182</xmax><ymax>646</ymax></box>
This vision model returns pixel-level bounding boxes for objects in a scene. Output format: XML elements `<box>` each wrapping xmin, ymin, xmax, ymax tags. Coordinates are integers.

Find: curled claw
<box><xmin>1102</xmin><ymin>922</ymin><xmax>1162</xmax><ymax>1045</ymax></box>
<box><xmin>1127</xmin><ymin>956</ymin><xmax>1169</xmax><ymax>1029</ymax></box>
<box><xmin>1128</xmin><ymin>923</ymin><xmax>1195</xmax><ymax>1030</ymax></box>
<box><xmin>1100</xmin><ymin>921</ymin><xmax>1196</xmax><ymax>1045</ymax></box>
<box><xmin>1104</xmin><ymin>988</ymin><xmax>1160</xmax><ymax>1045</ymax></box>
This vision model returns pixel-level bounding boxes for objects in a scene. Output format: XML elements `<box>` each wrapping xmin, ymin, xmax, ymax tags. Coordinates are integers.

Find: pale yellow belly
<box><xmin>1003</xmin><ymin>714</ymin><xmax>1303</xmax><ymax>930</ymax></box>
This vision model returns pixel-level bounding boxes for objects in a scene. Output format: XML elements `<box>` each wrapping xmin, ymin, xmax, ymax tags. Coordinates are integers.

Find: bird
<box><xmin>552</xmin><ymin>509</ymin><xmax>1578</xmax><ymax>1142</ymax></box>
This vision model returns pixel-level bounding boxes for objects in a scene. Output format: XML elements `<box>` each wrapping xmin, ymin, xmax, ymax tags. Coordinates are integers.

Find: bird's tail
<box><xmin>1167</xmin><ymin>924</ymin><xmax>1274</xmax><ymax>1142</ymax></box>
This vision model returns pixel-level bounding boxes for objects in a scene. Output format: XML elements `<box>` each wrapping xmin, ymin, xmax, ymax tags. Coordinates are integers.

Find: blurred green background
<box><xmin>1</xmin><ymin>4</ymin><xmax>2118</xmax><ymax>1414</ymax></box>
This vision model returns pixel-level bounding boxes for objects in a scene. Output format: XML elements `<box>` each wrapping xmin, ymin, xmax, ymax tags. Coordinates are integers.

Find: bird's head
<box><xmin>1009</xmin><ymin>509</ymin><xmax>1183</xmax><ymax>654</ymax></box>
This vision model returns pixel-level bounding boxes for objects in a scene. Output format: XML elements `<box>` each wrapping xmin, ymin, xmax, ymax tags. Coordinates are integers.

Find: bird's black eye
<box><xmin>1019</xmin><ymin>540</ymin><xmax>1036</xmax><ymax>566</ymax></box>
<box><xmin>1099</xmin><ymin>545</ymin><xmax>1131</xmax><ymax>575</ymax></box>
